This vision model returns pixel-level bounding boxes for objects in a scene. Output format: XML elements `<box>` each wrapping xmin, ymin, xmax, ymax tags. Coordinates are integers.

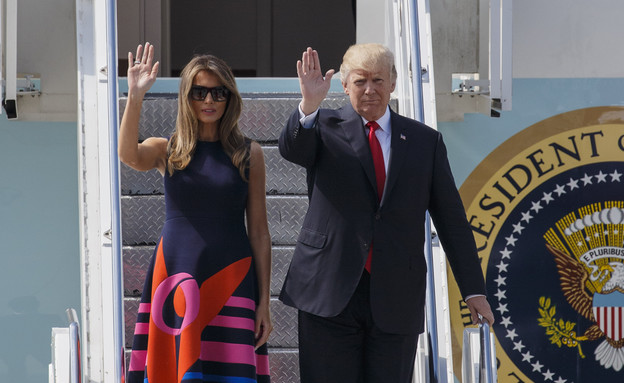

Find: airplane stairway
<box><xmin>119</xmin><ymin>91</ymin><xmax>352</xmax><ymax>382</ymax></box>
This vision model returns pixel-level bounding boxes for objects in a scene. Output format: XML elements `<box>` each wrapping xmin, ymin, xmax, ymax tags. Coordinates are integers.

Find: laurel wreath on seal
<box><xmin>538</xmin><ymin>296</ymin><xmax>588</xmax><ymax>358</ymax></box>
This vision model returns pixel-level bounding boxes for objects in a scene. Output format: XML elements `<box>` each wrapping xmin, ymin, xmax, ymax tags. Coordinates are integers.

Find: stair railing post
<box><xmin>479</xmin><ymin>319</ymin><xmax>495</xmax><ymax>383</ymax></box>
<box><xmin>405</xmin><ymin>0</ymin><xmax>440</xmax><ymax>380</ymax></box>
<box><xmin>105</xmin><ymin>0</ymin><xmax>125</xmax><ymax>381</ymax></box>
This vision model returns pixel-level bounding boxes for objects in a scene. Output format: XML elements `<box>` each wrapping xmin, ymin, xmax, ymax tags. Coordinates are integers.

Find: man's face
<box><xmin>343</xmin><ymin>66</ymin><xmax>396</xmax><ymax>122</ymax></box>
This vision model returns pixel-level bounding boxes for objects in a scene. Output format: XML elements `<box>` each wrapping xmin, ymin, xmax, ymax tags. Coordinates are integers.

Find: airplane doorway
<box><xmin>118</xmin><ymin>0</ymin><xmax>356</xmax><ymax>78</ymax></box>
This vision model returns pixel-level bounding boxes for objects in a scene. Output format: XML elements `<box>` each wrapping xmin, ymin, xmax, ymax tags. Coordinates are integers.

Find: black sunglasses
<box><xmin>189</xmin><ymin>85</ymin><xmax>230</xmax><ymax>102</ymax></box>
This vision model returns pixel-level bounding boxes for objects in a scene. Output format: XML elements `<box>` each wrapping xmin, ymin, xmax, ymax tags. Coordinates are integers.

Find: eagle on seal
<box><xmin>547</xmin><ymin>243</ymin><xmax>624</xmax><ymax>371</ymax></box>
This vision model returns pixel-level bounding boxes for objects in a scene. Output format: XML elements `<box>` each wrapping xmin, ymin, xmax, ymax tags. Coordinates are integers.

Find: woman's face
<box><xmin>190</xmin><ymin>70</ymin><xmax>228</xmax><ymax>130</ymax></box>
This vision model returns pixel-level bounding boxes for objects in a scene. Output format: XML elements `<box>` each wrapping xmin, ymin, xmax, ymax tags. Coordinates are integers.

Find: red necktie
<box><xmin>365</xmin><ymin>121</ymin><xmax>385</xmax><ymax>272</ymax></box>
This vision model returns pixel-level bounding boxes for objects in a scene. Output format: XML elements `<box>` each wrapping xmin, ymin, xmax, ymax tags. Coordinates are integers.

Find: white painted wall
<box><xmin>513</xmin><ymin>0</ymin><xmax>624</xmax><ymax>78</ymax></box>
<box><xmin>431</xmin><ymin>0</ymin><xmax>624</xmax><ymax>121</ymax></box>
<box><xmin>14</xmin><ymin>0</ymin><xmax>77</xmax><ymax>121</ymax></box>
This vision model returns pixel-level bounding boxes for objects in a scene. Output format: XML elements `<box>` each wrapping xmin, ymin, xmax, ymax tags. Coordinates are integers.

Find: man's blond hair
<box><xmin>340</xmin><ymin>43</ymin><xmax>397</xmax><ymax>83</ymax></box>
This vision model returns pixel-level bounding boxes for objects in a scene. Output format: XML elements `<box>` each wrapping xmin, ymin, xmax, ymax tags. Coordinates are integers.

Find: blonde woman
<box><xmin>120</xmin><ymin>43</ymin><xmax>272</xmax><ymax>383</ymax></box>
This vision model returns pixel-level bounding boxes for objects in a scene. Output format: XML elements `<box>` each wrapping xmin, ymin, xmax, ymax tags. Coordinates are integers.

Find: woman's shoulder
<box><xmin>141</xmin><ymin>136</ymin><xmax>169</xmax><ymax>156</ymax></box>
<box><xmin>143</xmin><ymin>136</ymin><xmax>169</xmax><ymax>146</ymax></box>
<box><xmin>248</xmin><ymin>140</ymin><xmax>263</xmax><ymax>156</ymax></box>
<box><xmin>247</xmin><ymin>140</ymin><xmax>265</xmax><ymax>165</ymax></box>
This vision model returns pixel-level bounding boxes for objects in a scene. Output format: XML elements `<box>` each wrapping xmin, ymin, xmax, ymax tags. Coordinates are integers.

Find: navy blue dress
<box><xmin>127</xmin><ymin>140</ymin><xmax>270</xmax><ymax>383</ymax></box>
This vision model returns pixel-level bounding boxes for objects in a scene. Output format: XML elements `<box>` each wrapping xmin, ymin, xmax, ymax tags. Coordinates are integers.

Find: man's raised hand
<box><xmin>297</xmin><ymin>47</ymin><xmax>335</xmax><ymax>115</ymax></box>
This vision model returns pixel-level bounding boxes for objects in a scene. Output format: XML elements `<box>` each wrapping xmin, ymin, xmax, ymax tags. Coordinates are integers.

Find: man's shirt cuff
<box><xmin>298</xmin><ymin>102</ymin><xmax>319</xmax><ymax>129</ymax></box>
<box><xmin>465</xmin><ymin>294</ymin><xmax>486</xmax><ymax>302</ymax></box>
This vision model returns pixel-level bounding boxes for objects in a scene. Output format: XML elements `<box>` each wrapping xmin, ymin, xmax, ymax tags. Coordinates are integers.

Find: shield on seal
<box><xmin>592</xmin><ymin>291</ymin><xmax>624</xmax><ymax>342</ymax></box>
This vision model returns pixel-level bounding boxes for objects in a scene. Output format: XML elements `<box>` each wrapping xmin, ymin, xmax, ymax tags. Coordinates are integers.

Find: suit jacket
<box><xmin>278</xmin><ymin>103</ymin><xmax>486</xmax><ymax>334</ymax></box>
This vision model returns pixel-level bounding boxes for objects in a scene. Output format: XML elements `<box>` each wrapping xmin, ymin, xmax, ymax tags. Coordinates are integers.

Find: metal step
<box><xmin>123</xmin><ymin>245</ymin><xmax>294</xmax><ymax>298</ymax></box>
<box><xmin>121</xmin><ymin>146</ymin><xmax>307</xmax><ymax>196</ymax></box>
<box><xmin>124</xmin><ymin>297</ymin><xmax>298</xmax><ymax>348</ymax></box>
<box><xmin>120</xmin><ymin>195</ymin><xmax>308</xmax><ymax>246</ymax></box>
<box><xmin>119</xmin><ymin>93</ymin><xmax>351</xmax><ymax>142</ymax></box>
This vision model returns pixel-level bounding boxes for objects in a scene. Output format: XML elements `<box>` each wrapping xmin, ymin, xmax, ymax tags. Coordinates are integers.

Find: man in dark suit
<box><xmin>278</xmin><ymin>44</ymin><xmax>494</xmax><ymax>383</ymax></box>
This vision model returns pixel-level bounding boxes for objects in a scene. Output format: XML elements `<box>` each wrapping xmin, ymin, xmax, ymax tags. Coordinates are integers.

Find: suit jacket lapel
<box><xmin>382</xmin><ymin>111</ymin><xmax>408</xmax><ymax>205</ymax></box>
<box><xmin>339</xmin><ymin>106</ymin><xmax>379</xmax><ymax>196</ymax></box>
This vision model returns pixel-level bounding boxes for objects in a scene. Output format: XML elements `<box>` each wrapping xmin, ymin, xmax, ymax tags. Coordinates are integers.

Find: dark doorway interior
<box><xmin>169</xmin><ymin>0</ymin><xmax>356</xmax><ymax>77</ymax></box>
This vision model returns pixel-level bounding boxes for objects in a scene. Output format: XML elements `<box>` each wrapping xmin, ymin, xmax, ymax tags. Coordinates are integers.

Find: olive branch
<box><xmin>538</xmin><ymin>296</ymin><xmax>587</xmax><ymax>358</ymax></box>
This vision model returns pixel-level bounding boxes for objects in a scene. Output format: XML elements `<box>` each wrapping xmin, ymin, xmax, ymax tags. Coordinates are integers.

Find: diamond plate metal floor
<box><xmin>121</xmin><ymin>146</ymin><xmax>307</xmax><ymax>196</ymax></box>
<box><xmin>120</xmin><ymin>195</ymin><xmax>308</xmax><ymax>246</ymax></box>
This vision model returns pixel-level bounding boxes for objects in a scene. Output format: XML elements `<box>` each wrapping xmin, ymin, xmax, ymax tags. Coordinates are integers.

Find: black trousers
<box><xmin>297</xmin><ymin>272</ymin><xmax>419</xmax><ymax>383</ymax></box>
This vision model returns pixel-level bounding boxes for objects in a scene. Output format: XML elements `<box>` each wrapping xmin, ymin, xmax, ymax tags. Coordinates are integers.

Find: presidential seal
<box><xmin>450</xmin><ymin>107</ymin><xmax>624</xmax><ymax>383</ymax></box>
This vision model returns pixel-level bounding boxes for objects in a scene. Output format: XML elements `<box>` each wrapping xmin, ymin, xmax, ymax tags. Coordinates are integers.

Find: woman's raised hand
<box><xmin>127</xmin><ymin>42</ymin><xmax>160</xmax><ymax>98</ymax></box>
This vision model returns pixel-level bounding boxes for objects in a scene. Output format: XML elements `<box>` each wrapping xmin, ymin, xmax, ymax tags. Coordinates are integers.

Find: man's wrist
<box><xmin>300</xmin><ymin>100</ymin><xmax>321</xmax><ymax>116</ymax></box>
<box><xmin>298</xmin><ymin>102</ymin><xmax>319</xmax><ymax>129</ymax></box>
<box><xmin>464</xmin><ymin>294</ymin><xmax>486</xmax><ymax>302</ymax></box>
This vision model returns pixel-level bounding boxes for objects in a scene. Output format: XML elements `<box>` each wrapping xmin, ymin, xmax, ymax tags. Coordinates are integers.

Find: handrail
<box><xmin>67</xmin><ymin>308</ymin><xmax>81</xmax><ymax>383</ymax></box>
<box><xmin>405</xmin><ymin>0</ymin><xmax>441</xmax><ymax>381</ymax></box>
<box><xmin>105</xmin><ymin>0</ymin><xmax>125</xmax><ymax>381</ymax></box>
<box><xmin>479</xmin><ymin>319</ymin><xmax>495</xmax><ymax>383</ymax></box>
<box><xmin>461</xmin><ymin>318</ymin><xmax>496</xmax><ymax>383</ymax></box>
<box><xmin>423</xmin><ymin>213</ymin><xmax>439</xmax><ymax>382</ymax></box>
<box><xmin>408</xmin><ymin>0</ymin><xmax>425</xmax><ymax>124</ymax></box>
<box><xmin>69</xmin><ymin>322</ymin><xmax>81</xmax><ymax>383</ymax></box>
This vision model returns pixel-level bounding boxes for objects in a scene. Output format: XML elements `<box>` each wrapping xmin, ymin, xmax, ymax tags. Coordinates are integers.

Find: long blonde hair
<box><xmin>167</xmin><ymin>55</ymin><xmax>248</xmax><ymax>180</ymax></box>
